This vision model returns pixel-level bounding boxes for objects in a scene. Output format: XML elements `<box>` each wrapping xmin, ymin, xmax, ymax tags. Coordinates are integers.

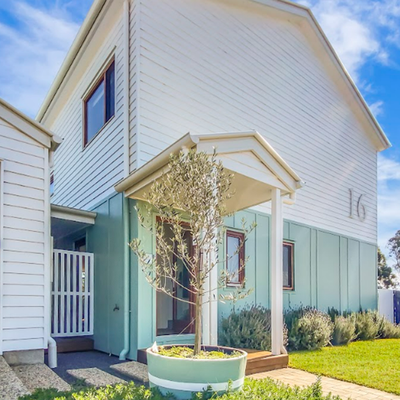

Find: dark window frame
<box><xmin>83</xmin><ymin>58</ymin><xmax>115</xmax><ymax>147</ymax></box>
<box><xmin>283</xmin><ymin>241</ymin><xmax>294</xmax><ymax>290</ymax></box>
<box><xmin>226</xmin><ymin>230</ymin><xmax>245</xmax><ymax>286</ymax></box>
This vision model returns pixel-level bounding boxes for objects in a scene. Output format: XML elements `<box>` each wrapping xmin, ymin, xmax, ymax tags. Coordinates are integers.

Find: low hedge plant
<box><xmin>20</xmin><ymin>378</ymin><xmax>341</xmax><ymax>400</ymax></box>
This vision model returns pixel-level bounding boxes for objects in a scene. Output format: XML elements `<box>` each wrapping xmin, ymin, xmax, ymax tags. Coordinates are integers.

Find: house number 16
<box><xmin>349</xmin><ymin>189</ymin><xmax>366</xmax><ymax>222</ymax></box>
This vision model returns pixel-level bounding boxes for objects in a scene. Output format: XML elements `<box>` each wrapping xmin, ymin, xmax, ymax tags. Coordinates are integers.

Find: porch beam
<box><xmin>271</xmin><ymin>187</ymin><xmax>285</xmax><ymax>355</ymax></box>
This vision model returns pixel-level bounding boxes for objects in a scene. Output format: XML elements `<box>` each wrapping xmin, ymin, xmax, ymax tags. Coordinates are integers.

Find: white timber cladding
<box><xmin>49</xmin><ymin>6</ymin><xmax>126</xmax><ymax>210</ymax></box>
<box><xmin>0</xmin><ymin>118</ymin><xmax>47</xmax><ymax>352</ymax></box>
<box><xmin>132</xmin><ymin>0</ymin><xmax>378</xmax><ymax>243</ymax></box>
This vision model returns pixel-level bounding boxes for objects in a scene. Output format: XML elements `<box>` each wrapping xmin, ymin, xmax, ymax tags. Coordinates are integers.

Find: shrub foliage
<box><xmin>20</xmin><ymin>378</ymin><xmax>341</xmax><ymax>400</ymax></box>
<box><xmin>285</xmin><ymin>308</ymin><xmax>333</xmax><ymax>351</ymax></box>
<box><xmin>331</xmin><ymin>316</ymin><xmax>356</xmax><ymax>345</ymax></box>
<box><xmin>220</xmin><ymin>305</ymin><xmax>278</xmax><ymax>350</ymax></box>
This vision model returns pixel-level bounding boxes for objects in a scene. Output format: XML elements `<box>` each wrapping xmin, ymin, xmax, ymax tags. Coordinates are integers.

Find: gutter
<box><xmin>36</xmin><ymin>0</ymin><xmax>107</xmax><ymax>122</ymax></box>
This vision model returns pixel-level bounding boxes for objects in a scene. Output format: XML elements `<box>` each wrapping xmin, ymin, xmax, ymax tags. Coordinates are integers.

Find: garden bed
<box><xmin>19</xmin><ymin>378</ymin><xmax>341</xmax><ymax>400</ymax></box>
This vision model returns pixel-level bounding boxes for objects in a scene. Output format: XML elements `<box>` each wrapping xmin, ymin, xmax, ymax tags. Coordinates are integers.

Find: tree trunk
<box><xmin>194</xmin><ymin>291</ymin><xmax>202</xmax><ymax>355</ymax></box>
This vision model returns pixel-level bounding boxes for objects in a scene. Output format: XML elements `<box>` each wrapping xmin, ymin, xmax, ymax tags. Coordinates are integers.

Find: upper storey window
<box><xmin>83</xmin><ymin>60</ymin><xmax>115</xmax><ymax>146</ymax></box>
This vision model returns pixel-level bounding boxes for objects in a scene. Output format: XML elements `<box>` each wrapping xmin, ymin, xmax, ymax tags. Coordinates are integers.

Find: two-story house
<box><xmin>37</xmin><ymin>0</ymin><xmax>390</xmax><ymax>363</ymax></box>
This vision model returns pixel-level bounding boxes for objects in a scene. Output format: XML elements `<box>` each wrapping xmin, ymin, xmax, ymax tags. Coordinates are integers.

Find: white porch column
<box><xmin>271</xmin><ymin>188</ymin><xmax>284</xmax><ymax>355</ymax></box>
<box><xmin>202</xmin><ymin>234</ymin><xmax>218</xmax><ymax>346</ymax></box>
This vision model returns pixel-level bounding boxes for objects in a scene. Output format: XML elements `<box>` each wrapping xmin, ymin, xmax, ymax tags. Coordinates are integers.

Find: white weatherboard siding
<box><xmin>133</xmin><ymin>0</ymin><xmax>378</xmax><ymax>243</ymax></box>
<box><xmin>49</xmin><ymin>7</ymin><xmax>126</xmax><ymax>211</ymax></box>
<box><xmin>0</xmin><ymin>118</ymin><xmax>48</xmax><ymax>352</ymax></box>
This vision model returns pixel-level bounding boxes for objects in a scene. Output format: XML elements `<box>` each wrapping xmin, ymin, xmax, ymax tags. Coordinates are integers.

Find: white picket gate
<box><xmin>51</xmin><ymin>250</ymin><xmax>94</xmax><ymax>337</ymax></box>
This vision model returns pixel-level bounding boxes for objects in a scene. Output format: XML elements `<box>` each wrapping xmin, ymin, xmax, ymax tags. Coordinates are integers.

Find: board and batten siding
<box><xmin>132</xmin><ymin>0</ymin><xmax>378</xmax><ymax>243</ymax></box>
<box><xmin>0</xmin><ymin>118</ymin><xmax>49</xmax><ymax>353</ymax></box>
<box><xmin>49</xmin><ymin>9</ymin><xmax>126</xmax><ymax>211</ymax></box>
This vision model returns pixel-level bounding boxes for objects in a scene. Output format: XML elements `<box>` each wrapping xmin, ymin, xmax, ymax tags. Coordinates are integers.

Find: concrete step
<box><xmin>0</xmin><ymin>356</ymin><xmax>29</xmax><ymax>400</ymax></box>
<box><xmin>67</xmin><ymin>367</ymin><xmax>127</xmax><ymax>388</ymax></box>
<box><xmin>12</xmin><ymin>363</ymin><xmax>71</xmax><ymax>393</ymax></box>
<box><xmin>110</xmin><ymin>361</ymin><xmax>149</xmax><ymax>383</ymax></box>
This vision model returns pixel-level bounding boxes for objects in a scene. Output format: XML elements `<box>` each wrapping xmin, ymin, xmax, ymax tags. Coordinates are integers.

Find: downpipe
<box><xmin>48</xmin><ymin>337</ymin><xmax>57</xmax><ymax>368</ymax></box>
<box><xmin>119</xmin><ymin>196</ymin><xmax>131</xmax><ymax>360</ymax></box>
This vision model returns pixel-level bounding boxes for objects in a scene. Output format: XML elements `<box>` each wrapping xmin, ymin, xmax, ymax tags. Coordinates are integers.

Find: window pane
<box><xmin>283</xmin><ymin>244</ymin><xmax>292</xmax><ymax>288</ymax></box>
<box><xmin>86</xmin><ymin>80</ymin><xmax>105</xmax><ymax>143</ymax></box>
<box><xmin>105</xmin><ymin>62</ymin><xmax>115</xmax><ymax>121</ymax></box>
<box><xmin>227</xmin><ymin>236</ymin><xmax>240</xmax><ymax>283</ymax></box>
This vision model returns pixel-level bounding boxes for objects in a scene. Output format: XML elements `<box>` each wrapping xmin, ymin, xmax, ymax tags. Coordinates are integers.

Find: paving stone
<box><xmin>0</xmin><ymin>356</ymin><xmax>29</xmax><ymax>400</ymax></box>
<box><xmin>13</xmin><ymin>363</ymin><xmax>71</xmax><ymax>393</ymax></box>
<box><xmin>110</xmin><ymin>361</ymin><xmax>149</xmax><ymax>382</ymax></box>
<box><xmin>249</xmin><ymin>368</ymin><xmax>400</xmax><ymax>400</ymax></box>
<box><xmin>67</xmin><ymin>367</ymin><xmax>127</xmax><ymax>388</ymax></box>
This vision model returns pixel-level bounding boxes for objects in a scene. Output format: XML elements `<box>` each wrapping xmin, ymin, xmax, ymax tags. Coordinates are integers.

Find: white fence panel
<box><xmin>378</xmin><ymin>289</ymin><xmax>394</xmax><ymax>323</ymax></box>
<box><xmin>52</xmin><ymin>250</ymin><xmax>94</xmax><ymax>337</ymax></box>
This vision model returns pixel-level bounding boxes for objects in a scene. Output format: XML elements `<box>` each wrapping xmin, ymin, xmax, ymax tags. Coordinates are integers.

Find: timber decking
<box><xmin>244</xmin><ymin>349</ymin><xmax>288</xmax><ymax>375</ymax></box>
<box><xmin>137</xmin><ymin>348</ymin><xmax>288</xmax><ymax>374</ymax></box>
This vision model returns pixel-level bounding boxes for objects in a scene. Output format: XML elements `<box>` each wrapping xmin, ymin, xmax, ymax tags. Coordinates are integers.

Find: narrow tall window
<box><xmin>283</xmin><ymin>242</ymin><xmax>294</xmax><ymax>290</ymax></box>
<box><xmin>84</xmin><ymin>60</ymin><xmax>115</xmax><ymax>146</ymax></box>
<box><xmin>226</xmin><ymin>230</ymin><xmax>245</xmax><ymax>286</ymax></box>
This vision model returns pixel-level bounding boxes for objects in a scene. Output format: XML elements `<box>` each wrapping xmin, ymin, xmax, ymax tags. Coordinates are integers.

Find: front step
<box><xmin>12</xmin><ymin>363</ymin><xmax>71</xmax><ymax>393</ymax></box>
<box><xmin>0</xmin><ymin>356</ymin><xmax>29</xmax><ymax>400</ymax></box>
<box><xmin>245</xmin><ymin>350</ymin><xmax>288</xmax><ymax>375</ymax></box>
<box><xmin>67</xmin><ymin>367</ymin><xmax>126</xmax><ymax>388</ymax></box>
<box><xmin>55</xmin><ymin>337</ymin><xmax>94</xmax><ymax>353</ymax></box>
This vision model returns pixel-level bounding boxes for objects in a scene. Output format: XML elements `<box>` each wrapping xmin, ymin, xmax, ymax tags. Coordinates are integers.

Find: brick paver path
<box><xmin>250</xmin><ymin>368</ymin><xmax>400</xmax><ymax>400</ymax></box>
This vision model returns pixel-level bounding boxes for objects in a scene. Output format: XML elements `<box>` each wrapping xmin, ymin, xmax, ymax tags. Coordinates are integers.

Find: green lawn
<box><xmin>289</xmin><ymin>339</ymin><xmax>400</xmax><ymax>395</ymax></box>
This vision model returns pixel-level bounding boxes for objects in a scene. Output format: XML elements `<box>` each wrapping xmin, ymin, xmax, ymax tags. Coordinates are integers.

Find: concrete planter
<box><xmin>146</xmin><ymin>345</ymin><xmax>247</xmax><ymax>399</ymax></box>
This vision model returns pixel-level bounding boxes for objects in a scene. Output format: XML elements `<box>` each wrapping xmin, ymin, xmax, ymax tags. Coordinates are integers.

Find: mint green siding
<box><xmin>218</xmin><ymin>212</ymin><xmax>377</xmax><ymax>322</ymax></box>
<box><xmin>87</xmin><ymin>193</ymin><xmax>125</xmax><ymax>356</ymax></box>
<box><xmin>86</xmin><ymin>200</ymin><xmax>377</xmax><ymax>359</ymax></box>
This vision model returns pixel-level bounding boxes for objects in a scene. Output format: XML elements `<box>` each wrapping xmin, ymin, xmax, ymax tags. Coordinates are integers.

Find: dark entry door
<box><xmin>156</xmin><ymin>223</ymin><xmax>195</xmax><ymax>336</ymax></box>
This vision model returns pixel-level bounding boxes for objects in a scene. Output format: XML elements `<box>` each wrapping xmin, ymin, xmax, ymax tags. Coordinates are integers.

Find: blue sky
<box><xmin>0</xmin><ymin>0</ymin><xmax>399</xmax><ymax>260</ymax></box>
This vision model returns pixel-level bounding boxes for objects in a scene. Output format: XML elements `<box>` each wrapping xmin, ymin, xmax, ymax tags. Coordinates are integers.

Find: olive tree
<box><xmin>129</xmin><ymin>149</ymin><xmax>254</xmax><ymax>355</ymax></box>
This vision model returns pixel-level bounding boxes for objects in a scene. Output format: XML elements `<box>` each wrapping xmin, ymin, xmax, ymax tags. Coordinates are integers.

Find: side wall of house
<box><xmin>133</xmin><ymin>0</ymin><xmax>378</xmax><ymax>244</ymax></box>
<box><xmin>0</xmin><ymin>118</ymin><xmax>48</xmax><ymax>353</ymax></box>
<box><xmin>218</xmin><ymin>209</ymin><xmax>377</xmax><ymax>323</ymax></box>
<box><xmin>48</xmin><ymin>5</ymin><xmax>126</xmax><ymax>211</ymax></box>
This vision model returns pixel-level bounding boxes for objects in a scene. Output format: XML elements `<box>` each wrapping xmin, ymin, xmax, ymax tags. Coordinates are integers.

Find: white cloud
<box><xmin>0</xmin><ymin>1</ymin><xmax>88</xmax><ymax>117</ymax></box>
<box><xmin>378</xmin><ymin>154</ymin><xmax>400</xmax><ymax>182</ymax></box>
<box><xmin>369</xmin><ymin>100</ymin><xmax>384</xmax><ymax>118</ymax></box>
<box><xmin>299</xmin><ymin>0</ymin><xmax>400</xmax><ymax>117</ymax></box>
<box><xmin>378</xmin><ymin>154</ymin><xmax>400</xmax><ymax>261</ymax></box>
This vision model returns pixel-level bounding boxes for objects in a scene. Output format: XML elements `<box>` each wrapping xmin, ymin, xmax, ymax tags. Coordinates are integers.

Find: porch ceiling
<box><xmin>51</xmin><ymin>204</ymin><xmax>96</xmax><ymax>240</ymax></box>
<box><xmin>114</xmin><ymin>131</ymin><xmax>304</xmax><ymax>213</ymax></box>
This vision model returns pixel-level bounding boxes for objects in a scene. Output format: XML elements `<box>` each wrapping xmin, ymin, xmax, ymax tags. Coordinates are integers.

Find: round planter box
<box><xmin>146</xmin><ymin>345</ymin><xmax>247</xmax><ymax>399</ymax></box>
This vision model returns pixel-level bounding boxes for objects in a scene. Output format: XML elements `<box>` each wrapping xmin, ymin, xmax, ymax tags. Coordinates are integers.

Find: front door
<box><xmin>156</xmin><ymin>222</ymin><xmax>195</xmax><ymax>336</ymax></box>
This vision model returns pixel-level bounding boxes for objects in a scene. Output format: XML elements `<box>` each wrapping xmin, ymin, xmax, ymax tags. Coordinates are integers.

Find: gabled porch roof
<box><xmin>114</xmin><ymin>131</ymin><xmax>304</xmax><ymax>213</ymax></box>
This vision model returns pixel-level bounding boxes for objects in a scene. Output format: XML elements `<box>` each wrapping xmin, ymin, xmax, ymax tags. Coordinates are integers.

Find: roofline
<box><xmin>252</xmin><ymin>0</ymin><xmax>390</xmax><ymax>151</ymax></box>
<box><xmin>114</xmin><ymin>130</ymin><xmax>304</xmax><ymax>194</ymax></box>
<box><xmin>37</xmin><ymin>0</ymin><xmax>391</xmax><ymax>151</ymax></box>
<box><xmin>0</xmin><ymin>97</ymin><xmax>62</xmax><ymax>150</ymax></box>
<box><xmin>36</xmin><ymin>0</ymin><xmax>107</xmax><ymax>122</ymax></box>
